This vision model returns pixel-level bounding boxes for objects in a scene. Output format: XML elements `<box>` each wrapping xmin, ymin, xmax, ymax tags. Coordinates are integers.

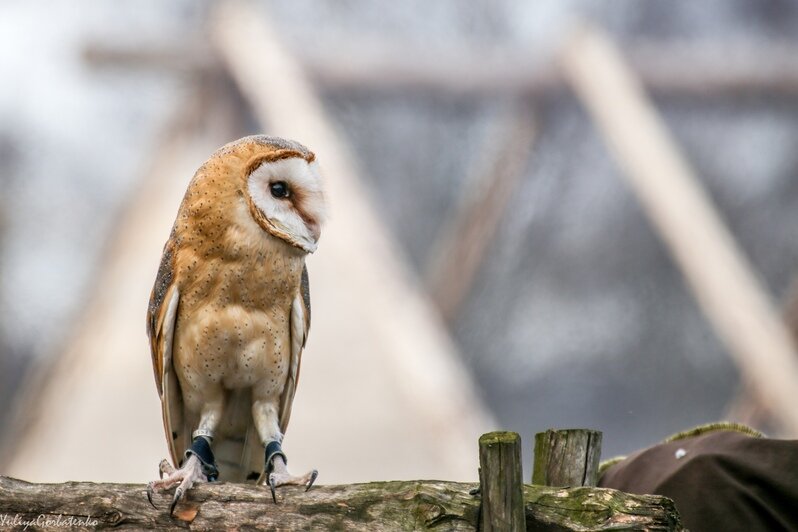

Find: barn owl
<box><xmin>146</xmin><ymin>135</ymin><xmax>326</xmax><ymax>514</ymax></box>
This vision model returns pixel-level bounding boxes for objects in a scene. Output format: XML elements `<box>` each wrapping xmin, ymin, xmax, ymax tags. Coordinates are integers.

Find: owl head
<box><xmin>227</xmin><ymin>136</ymin><xmax>327</xmax><ymax>254</ymax></box>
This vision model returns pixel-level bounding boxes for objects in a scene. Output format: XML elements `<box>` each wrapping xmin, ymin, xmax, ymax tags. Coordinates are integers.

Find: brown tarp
<box><xmin>599</xmin><ymin>430</ymin><xmax>798</xmax><ymax>531</ymax></box>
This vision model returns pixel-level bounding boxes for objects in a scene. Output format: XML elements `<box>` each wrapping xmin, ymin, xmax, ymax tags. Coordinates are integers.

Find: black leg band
<box><xmin>185</xmin><ymin>436</ymin><xmax>219</xmax><ymax>482</ymax></box>
<box><xmin>264</xmin><ymin>440</ymin><xmax>287</xmax><ymax>474</ymax></box>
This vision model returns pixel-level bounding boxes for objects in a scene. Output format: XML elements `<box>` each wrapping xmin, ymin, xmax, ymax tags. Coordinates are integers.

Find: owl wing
<box><xmin>146</xmin><ymin>243</ymin><xmax>188</xmax><ymax>468</ymax></box>
<box><xmin>279</xmin><ymin>264</ymin><xmax>312</xmax><ymax>434</ymax></box>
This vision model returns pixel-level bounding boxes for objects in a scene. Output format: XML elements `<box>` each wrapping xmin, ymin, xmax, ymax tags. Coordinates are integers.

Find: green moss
<box><xmin>663</xmin><ymin>422</ymin><xmax>764</xmax><ymax>442</ymax></box>
<box><xmin>479</xmin><ymin>431</ymin><xmax>521</xmax><ymax>445</ymax></box>
<box><xmin>524</xmin><ymin>485</ymin><xmax>683</xmax><ymax>530</ymax></box>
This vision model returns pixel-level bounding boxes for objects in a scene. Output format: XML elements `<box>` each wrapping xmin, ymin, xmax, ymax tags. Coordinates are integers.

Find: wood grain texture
<box><xmin>533</xmin><ymin>429</ymin><xmax>602</xmax><ymax>487</ymax></box>
<box><xmin>0</xmin><ymin>476</ymin><xmax>683</xmax><ymax>531</ymax></box>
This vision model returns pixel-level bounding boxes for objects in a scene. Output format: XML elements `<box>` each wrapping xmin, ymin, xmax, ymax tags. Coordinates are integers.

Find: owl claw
<box><xmin>146</xmin><ymin>485</ymin><xmax>157</xmax><ymax>509</ymax></box>
<box><xmin>147</xmin><ymin>455</ymin><xmax>206</xmax><ymax>516</ymax></box>
<box><xmin>306</xmin><ymin>469</ymin><xmax>318</xmax><ymax>491</ymax></box>
<box><xmin>268</xmin><ymin>475</ymin><xmax>278</xmax><ymax>504</ymax></box>
<box><xmin>170</xmin><ymin>487</ymin><xmax>183</xmax><ymax>516</ymax></box>
<box><xmin>159</xmin><ymin>458</ymin><xmax>175</xmax><ymax>479</ymax></box>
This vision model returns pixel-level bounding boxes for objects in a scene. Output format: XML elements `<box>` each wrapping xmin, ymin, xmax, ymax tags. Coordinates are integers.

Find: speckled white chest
<box><xmin>174</xmin><ymin>302</ymin><xmax>292</xmax><ymax>414</ymax></box>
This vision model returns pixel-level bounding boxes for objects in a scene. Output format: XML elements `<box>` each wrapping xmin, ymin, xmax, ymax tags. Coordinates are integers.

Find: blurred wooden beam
<box><xmin>783</xmin><ymin>279</ymin><xmax>798</xmax><ymax>339</ymax></box>
<box><xmin>725</xmin><ymin>278</ymin><xmax>798</xmax><ymax>428</ymax></box>
<box><xmin>308</xmin><ymin>40</ymin><xmax>798</xmax><ymax>96</ymax></box>
<box><xmin>82</xmin><ymin>44</ymin><xmax>217</xmax><ymax>74</ymax></box>
<box><xmin>84</xmin><ymin>39</ymin><xmax>798</xmax><ymax>96</ymax></box>
<box><xmin>426</xmin><ymin>102</ymin><xmax>536</xmax><ymax>322</ymax></box>
<box><xmin>561</xmin><ymin>23</ymin><xmax>798</xmax><ymax>435</ymax></box>
<box><xmin>212</xmin><ymin>0</ymin><xmax>495</xmax><ymax>478</ymax></box>
<box><xmin>723</xmin><ymin>381</ymin><xmax>770</xmax><ymax>430</ymax></box>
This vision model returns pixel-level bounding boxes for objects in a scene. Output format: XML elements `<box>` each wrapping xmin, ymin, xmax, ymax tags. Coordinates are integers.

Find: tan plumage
<box><xmin>147</xmin><ymin>135</ymin><xmax>324</xmax><ymax>491</ymax></box>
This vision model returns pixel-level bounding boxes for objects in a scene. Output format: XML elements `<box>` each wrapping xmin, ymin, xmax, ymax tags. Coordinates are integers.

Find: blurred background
<box><xmin>2</xmin><ymin>0</ymin><xmax>798</xmax><ymax>485</ymax></box>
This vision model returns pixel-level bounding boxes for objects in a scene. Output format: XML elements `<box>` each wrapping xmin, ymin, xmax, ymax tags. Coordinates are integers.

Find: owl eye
<box><xmin>270</xmin><ymin>181</ymin><xmax>290</xmax><ymax>199</ymax></box>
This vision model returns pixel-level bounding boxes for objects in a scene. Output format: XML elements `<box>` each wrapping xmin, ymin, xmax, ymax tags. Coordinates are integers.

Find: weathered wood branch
<box><xmin>0</xmin><ymin>476</ymin><xmax>682</xmax><ymax>531</ymax></box>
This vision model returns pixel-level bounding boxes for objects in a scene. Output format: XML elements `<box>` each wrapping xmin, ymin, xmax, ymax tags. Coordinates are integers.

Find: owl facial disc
<box><xmin>246</xmin><ymin>156</ymin><xmax>326</xmax><ymax>253</ymax></box>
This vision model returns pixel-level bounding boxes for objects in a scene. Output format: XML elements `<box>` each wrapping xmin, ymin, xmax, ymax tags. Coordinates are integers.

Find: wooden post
<box><xmin>478</xmin><ymin>432</ymin><xmax>525</xmax><ymax>532</ymax></box>
<box><xmin>533</xmin><ymin>429</ymin><xmax>602</xmax><ymax>487</ymax></box>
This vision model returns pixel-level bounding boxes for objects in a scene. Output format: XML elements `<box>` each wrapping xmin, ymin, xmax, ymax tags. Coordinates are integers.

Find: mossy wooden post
<box><xmin>533</xmin><ymin>429</ymin><xmax>602</xmax><ymax>487</ymax></box>
<box><xmin>478</xmin><ymin>431</ymin><xmax>525</xmax><ymax>532</ymax></box>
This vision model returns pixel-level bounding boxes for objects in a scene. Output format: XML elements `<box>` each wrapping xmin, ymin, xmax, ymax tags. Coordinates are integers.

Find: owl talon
<box><xmin>159</xmin><ymin>458</ymin><xmax>174</xmax><ymax>479</ymax></box>
<box><xmin>306</xmin><ymin>469</ymin><xmax>318</xmax><ymax>491</ymax></box>
<box><xmin>268</xmin><ymin>475</ymin><xmax>278</xmax><ymax>504</ymax></box>
<box><xmin>170</xmin><ymin>487</ymin><xmax>183</xmax><ymax>516</ymax></box>
<box><xmin>146</xmin><ymin>485</ymin><xmax>157</xmax><ymax>509</ymax></box>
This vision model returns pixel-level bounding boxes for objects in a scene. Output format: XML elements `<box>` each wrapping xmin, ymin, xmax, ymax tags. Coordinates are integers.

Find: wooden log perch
<box><xmin>533</xmin><ymin>429</ymin><xmax>603</xmax><ymax>487</ymax></box>
<box><xmin>0</xmin><ymin>476</ymin><xmax>683</xmax><ymax>531</ymax></box>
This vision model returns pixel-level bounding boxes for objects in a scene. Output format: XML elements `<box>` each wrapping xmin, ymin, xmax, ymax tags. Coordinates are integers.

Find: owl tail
<box><xmin>212</xmin><ymin>389</ymin><xmax>266</xmax><ymax>483</ymax></box>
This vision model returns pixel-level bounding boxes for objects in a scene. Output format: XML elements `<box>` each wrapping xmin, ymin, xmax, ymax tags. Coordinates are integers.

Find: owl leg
<box><xmin>148</xmin><ymin>397</ymin><xmax>224</xmax><ymax>516</ymax></box>
<box><xmin>252</xmin><ymin>394</ymin><xmax>318</xmax><ymax>504</ymax></box>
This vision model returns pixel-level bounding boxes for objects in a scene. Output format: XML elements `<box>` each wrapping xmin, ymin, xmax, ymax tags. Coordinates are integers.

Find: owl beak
<box><xmin>308</xmin><ymin>221</ymin><xmax>321</xmax><ymax>243</ymax></box>
<box><xmin>297</xmin><ymin>237</ymin><xmax>318</xmax><ymax>254</ymax></box>
<box><xmin>293</xmin><ymin>223</ymin><xmax>319</xmax><ymax>254</ymax></box>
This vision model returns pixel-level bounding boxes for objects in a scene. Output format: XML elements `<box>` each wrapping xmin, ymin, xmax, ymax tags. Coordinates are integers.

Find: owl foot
<box><xmin>147</xmin><ymin>436</ymin><xmax>218</xmax><ymax>516</ymax></box>
<box><xmin>266</xmin><ymin>467</ymin><xmax>319</xmax><ymax>503</ymax></box>
<box><xmin>261</xmin><ymin>441</ymin><xmax>318</xmax><ymax>503</ymax></box>
<box><xmin>147</xmin><ymin>454</ymin><xmax>207</xmax><ymax>515</ymax></box>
